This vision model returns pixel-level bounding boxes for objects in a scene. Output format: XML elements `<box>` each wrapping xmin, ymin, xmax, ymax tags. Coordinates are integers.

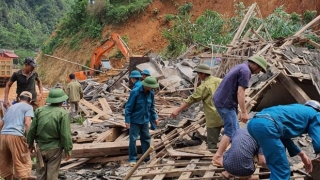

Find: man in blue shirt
<box><xmin>0</xmin><ymin>91</ymin><xmax>34</xmax><ymax>180</ymax></box>
<box><xmin>141</xmin><ymin>69</ymin><xmax>151</xmax><ymax>81</ymax></box>
<box><xmin>212</xmin><ymin>56</ymin><xmax>267</xmax><ymax>166</ymax></box>
<box><xmin>248</xmin><ymin>101</ymin><xmax>320</xmax><ymax>180</ymax></box>
<box><xmin>129</xmin><ymin>70</ymin><xmax>142</xmax><ymax>89</ymax></box>
<box><xmin>125</xmin><ymin>76</ymin><xmax>159</xmax><ymax>166</ymax></box>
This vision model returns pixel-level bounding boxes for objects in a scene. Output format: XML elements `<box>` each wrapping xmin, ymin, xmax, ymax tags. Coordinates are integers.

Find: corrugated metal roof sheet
<box><xmin>3</xmin><ymin>52</ymin><xmax>18</xmax><ymax>58</ymax></box>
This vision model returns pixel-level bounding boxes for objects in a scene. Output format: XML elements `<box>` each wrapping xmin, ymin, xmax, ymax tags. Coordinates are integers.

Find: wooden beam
<box><xmin>98</xmin><ymin>98</ymin><xmax>113</xmax><ymax>114</ymax></box>
<box><xmin>72</xmin><ymin>141</ymin><xmax>141</xmax><ymax>158</ymax></box>
<box><xmin>277</xmin><ymin>73</ymin><xmax>311</xmax><ymax>103</ymax></box>
<box><xmin>104</xmin><ymin>128</ymin><xmax>123</xmax><ymax>142</ymax></box>
<box><xmin>60</xmin><ymin>158</ymin><xmax>89</xmax><ymax>170</ymax></box>
<box><xmin>227</xmin><ymin>3</ymin><xmax>257</xmax><ymax>53</ymax></box>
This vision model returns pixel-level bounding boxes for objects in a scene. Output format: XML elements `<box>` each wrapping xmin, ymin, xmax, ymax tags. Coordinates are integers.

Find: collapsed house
<box><xmin>59</xmin><ymin>3</ymin><xmax>320</xmax><ymax>179</ymax></box>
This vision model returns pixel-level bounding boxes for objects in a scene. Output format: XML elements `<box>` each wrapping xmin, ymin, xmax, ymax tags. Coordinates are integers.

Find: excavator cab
<box><xmin>73</xmin><ymin>33</ymin><xmax>132</xmax><ymax>80</ymax></box>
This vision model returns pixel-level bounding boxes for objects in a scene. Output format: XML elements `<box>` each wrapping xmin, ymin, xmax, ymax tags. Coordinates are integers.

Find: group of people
<box><xmin>0</xmin><ymin>58</ymin><xmax>78</xmax><ymax>180</ymax></box>
<box><xmin>2</xmin><ymin>55</ymin><xmax>320</xmax><ymax>180</ymax></box>
<box><xmin>170</xmin><ymin>56</ymin><xmax>320</xmax><ymax>180</ymax></box>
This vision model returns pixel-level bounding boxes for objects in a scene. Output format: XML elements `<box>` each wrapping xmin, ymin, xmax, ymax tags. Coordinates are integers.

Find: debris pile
<box><xmin>60</xmin><ymin>3</ymin><xmax>320</xmax><ymax>179</ymax></box>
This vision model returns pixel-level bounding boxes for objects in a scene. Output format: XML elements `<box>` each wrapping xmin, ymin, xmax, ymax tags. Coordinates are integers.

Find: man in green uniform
<box><xmin>65</xmin><ymin>73</ymin><xmax>83</xmax><ymax>118</ymax></box>
<box><xmin>27</xmin><ymin>88</ymin><xmax>73</xmax><ymax>180</ymax></box>
<box><xmin>171</xmin><ymin>64</ymin><xmax>223</xmax><ymax>152</ymax></box>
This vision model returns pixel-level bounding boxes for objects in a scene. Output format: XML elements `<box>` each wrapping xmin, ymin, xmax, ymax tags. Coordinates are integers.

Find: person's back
<box><xmin>66</xmin><ymin>81</ymin><xmax>82</xmax><ymax>102</ymax></box>
<box><xmin>258</xmin><ymin>104</ymin><xmax>317</xmax><ymax>137</ymax></box>
<box><xmin>1</xmin><ymin>102</ymin><xmax>33</xmax><ymax>136</ymax></box>
<box><xmin>27</xmin><ymin>88</ymin><xmax>72</xmax><ymax>180</ymax></box>
<box><xmin>213</xmin><ymin>63</ymin><xmax>251</xmax><ymax>109</ymax></box>
<box><xmin>223</xmin><ymin>129</ymin><xmax>261</xmax><ymax>176</ymax></box>
<box><xmin>32</xmin><ymin>105</ymin><xmax>70</xmax><ymax>150</ymax></box>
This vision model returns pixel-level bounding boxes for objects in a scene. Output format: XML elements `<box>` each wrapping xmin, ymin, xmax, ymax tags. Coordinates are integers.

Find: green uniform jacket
<box><xmin>27</xmin><ymin>105</ymin><xmax>73</xmax><ymax>155</ymax></box>
<box><xmin>65</xmin><ymin>80</ymin><xmax>83</xmax><ymax>102</ymax></box>
<box><xmin>185</xmin><ymin>76</ymin><xmax>223</xmax><ymax>128</ymax></box>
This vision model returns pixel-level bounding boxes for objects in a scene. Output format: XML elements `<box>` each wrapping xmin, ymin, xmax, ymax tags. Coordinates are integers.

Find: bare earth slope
<box><xmin>38</xmin><ymin>0</ymin><xmax>320</xmax><ymax>86</ymax></box>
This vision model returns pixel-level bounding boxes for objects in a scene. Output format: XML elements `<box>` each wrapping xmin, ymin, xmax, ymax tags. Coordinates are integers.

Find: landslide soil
<box><xmin>38</xmin><ymin>0</ymin><xmax>320</xmax><ymax>86</ymax></box>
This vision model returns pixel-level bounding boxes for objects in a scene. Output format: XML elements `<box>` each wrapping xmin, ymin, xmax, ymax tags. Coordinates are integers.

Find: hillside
<box><xmin>37</xmin><ymin>0</ymin><xmax>320</xmax><ymax>86</ymax></box>
<box><xmin>0</xmin><ymin>0</ymin><xmax>75</xmax><ymax>61</ymax></box>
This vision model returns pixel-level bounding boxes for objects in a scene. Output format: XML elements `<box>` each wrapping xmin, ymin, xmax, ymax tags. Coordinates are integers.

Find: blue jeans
<box><xmin>248</xmin><ymin>117</ymin><xmax>290</xmax><ymax>180</ymax></box>
<box><xmin>216</xmin><ymin>107</ymin><xmax>239</xmax><ymax>138</ymax></box>
<box><xmin>129</xmin><ymin>123</ymin><xmax>151</xmax><ymax>162</ymax></box>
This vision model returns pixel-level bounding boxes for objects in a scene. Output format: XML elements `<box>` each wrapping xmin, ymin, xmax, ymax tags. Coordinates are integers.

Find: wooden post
<box><xmin>226</xmin><ymin>3</ymin><xmax>257</xmax><ymax>53</ymax></box>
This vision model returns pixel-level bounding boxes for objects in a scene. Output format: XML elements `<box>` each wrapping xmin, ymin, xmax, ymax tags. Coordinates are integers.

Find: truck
<box><xmin>0</xmin><ymin>49</ymin><xmax>17</xmax><ymax>87</ymax></box>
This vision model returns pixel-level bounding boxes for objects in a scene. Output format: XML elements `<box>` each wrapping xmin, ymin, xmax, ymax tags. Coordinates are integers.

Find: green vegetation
<box><xmin>43</xmin><ymin>0</ymin><xmax>153</xmax><ymax>55</ymax></box>
<box><xmin>162</xmin><ymin>2</ymin><xmax>319</xmax><ymax>57</ymax></box>
<box><xmin>0</xmin><ymin>0</ymin><xmax>75</xmax><ymax>63</ymax></box>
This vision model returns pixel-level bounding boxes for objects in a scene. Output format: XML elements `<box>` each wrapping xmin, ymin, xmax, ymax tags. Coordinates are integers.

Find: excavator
<box><xmin>74</xmin><ymin>33</ymin><xmax>133</xmax><ymax>80</ymax></box>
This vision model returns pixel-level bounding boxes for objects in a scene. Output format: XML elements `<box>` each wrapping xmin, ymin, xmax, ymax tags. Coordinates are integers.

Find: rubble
<box><xmin>57</xmin><ymin>3</ymin><xmax>320</xmax><ymax>179</ymax></box>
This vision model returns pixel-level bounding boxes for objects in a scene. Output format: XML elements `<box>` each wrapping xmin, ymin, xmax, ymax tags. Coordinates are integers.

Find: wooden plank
<box><xmin>167</xmin><ymin>119</ymin><xmax>189</xmax><ymax>128</ymax></box>
<box><xmin>61</xmin><ymin>126</ymin><xmax>118</xmax><ymax>170</ymax></box>
<box><xmin>87</xmin><ymin>154</ymin><xmax>141</xmax><ymax>164</ymax></box>
<box><xmin>114</xmin><ymin>131</ymin><xmax>128</xmax><ymax>142</ymax></box>
<box><xmin>79</xmin><ymin>99</ymin><xmax>104</xmax><ymax>114</ymax></box>
<box><xmin>202</xmin><ymin>164</ymin><xmax>216</xmax><ymax>178</ymax></box>
<box><xmin>131</xmin><ymin>159</ymin><xmax>159</xmax><ymax>180</ymax></box>
<box><xmin>167</xmin><ymin>147</ymin><xmax>206</xmax><ymax>157</ymax></box>
<box><xmin>60</xmin><ymin>158</ymin><xmax>89</xmax><ymax>170</ymax></box>
<box><xmin>177</xmin><ymin>128</ymin><xmax>191</xmax><ymax>140</ymax></box>
<box><xmin>93</xmin><ymin>129</ymin><xmax>114</xmax><ymax>143</ymax></box>
<box><xmin>293</xmin><ymin>172</ymin><xmax>304</xmax><ymax>180</ymax></box>
<box><xmin>131</xmin><ymin>167</ymin><xmax>224</xmax><ymax>178</ymax></box>
<box><xmin>153</xmin><ymin>160</ymin><xmax>175</xmax><ymax>180</ymax></box>
<box><xmin>76</xmin><ymin>137</ymin><xmax>94</xmax><ymax>143</ymax></box>
<box><xmin>277</xmin><ymin>72</ymin><xmax>311</xmax><ymax>103</ymax></box>
<box><xmin>105</xmin><ymin>128</ymin><xmax>123</xmax><ymax>142</ymax></box>
<box><xmin>98</xmin><ymin>98</ymin><xmax>113</xmax><ymax>114</ymax></box>
<box><xmin>178</xmin><ymin>159</ymin><xmax>200</xmax><ymax>179</ymax></box>
<box><xmin>252</xmin><ymin>167</ymin><xmax>260</xmax><ymax>179</ymax></box>
<box><xmin>72</xmin><ymin>141</ymin><xmax>141</xmax><ymax>158</ymax></box>
<box><xmin>78</xmin><ymin>103</ymin><xmax>90</xmax><ymax>116</ymax></box>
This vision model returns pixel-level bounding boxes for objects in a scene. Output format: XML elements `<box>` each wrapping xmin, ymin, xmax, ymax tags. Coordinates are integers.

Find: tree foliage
<box><xmin>0</xmin><ymin>0</ymin><xmax>74</xmax><ymax>62</ymax></box>
<box><xmin>163</xmin><ymin>3</ymin><xmax>318</xmax><ymax>57</ymax></box>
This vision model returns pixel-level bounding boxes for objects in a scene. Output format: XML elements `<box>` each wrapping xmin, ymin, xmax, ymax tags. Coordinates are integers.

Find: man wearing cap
<box><xmin>171</xmin><ymin>64</ymin><xmax>223</xmax><ymax>152</ymax></box>
<box><xmin>141</xmin><ymin>69</ymin><xmax>151</xmax><ymax>81</ymax></box>
<box><xmin>65</xmin><ymin>73</ymin><xmax>83</xmax><ymax>118</ymax></box>
<box><xmin>27</xmin><ymin>88</ymin><xmax>73</xmax><ymax>180</ymax></box>
<box><xmin>247</xmin><ymin>101</ymin><xmax>320</xmax><ymax>179</ymax></box>
<box><xmin>129</xmin><ymin>70</ymin><xmax>142</xmax><ymax>89</ymax></box>
<box><xmin>0</xmin><ymin>91</ymin><xmax>34</xmax><ymax>180</ymax></box>
<box><xmin>125</xmin><ymin>76</ymin><xmax>159</xmax><ymax>166</ymax></box>
<box><xmin>212</xmin><ymin>56</ymin><xmax>267</xmax><ymax>166</ymax></box>
<box><xmin>4</xmin><ymin>57</ymin><xmax>43</xmax><ymax>110</ymax></box>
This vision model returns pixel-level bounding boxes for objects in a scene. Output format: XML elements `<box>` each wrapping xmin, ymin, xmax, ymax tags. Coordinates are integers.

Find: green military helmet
<box><xmin>46</xmin><ymin>88</ymin><xmax>68</xmax><ymax>103</ymax></box>
<box><xmin>193</xmin><ymin>64</ymin><xmax>212</xmax><ymax>75</ymax></box>
<box><xmin>142</xmin><ymin>76</ymin><xmax>159</xmax><ymax>89</ymax></box>
<box><xmin>248</xmin><ymin>56</ymin><xmax>267</xmax><ymax>73</ymax></box>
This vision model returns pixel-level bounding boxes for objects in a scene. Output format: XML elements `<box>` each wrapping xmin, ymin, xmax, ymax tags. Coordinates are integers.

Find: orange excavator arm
<box><xmin>90</xmin><ymin>33</ymin><xmax>132</xmax><ymax>75</ymax></box>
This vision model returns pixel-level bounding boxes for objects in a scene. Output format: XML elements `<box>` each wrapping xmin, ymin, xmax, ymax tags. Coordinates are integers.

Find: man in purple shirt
<box><xmin>212</xmin><ymin>56</ymin><xmax>267</xmax><ymax>166</ymax></box>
